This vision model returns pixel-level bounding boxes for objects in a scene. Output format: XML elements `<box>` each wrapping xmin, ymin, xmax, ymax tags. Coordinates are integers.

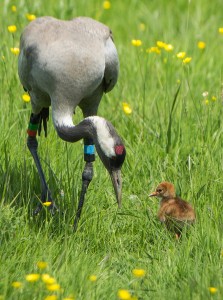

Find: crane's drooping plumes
<box><xmin>149</xmin><ymin>182</ymin><xmax>196</xmax><ymax>238</ymax></box>
<box><xmin>18</xmin><ymin>16</ymin><xmax>126</xmax><ymax>230</ymax></box>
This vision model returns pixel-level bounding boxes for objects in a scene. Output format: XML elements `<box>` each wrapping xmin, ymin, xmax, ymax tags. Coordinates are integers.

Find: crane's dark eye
<box><xmin>110</xmin><ymin>146</ymin><xmax>126</xmax><ymax>169</ymax></box>
<box><xmin>157</xmin><ymin>188</ymin><xmax>163</xmax><ymax>193</ymax></box>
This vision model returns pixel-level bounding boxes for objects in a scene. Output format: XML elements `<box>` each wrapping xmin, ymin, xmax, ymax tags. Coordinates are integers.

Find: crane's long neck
<box><xmin>56</xmin><ymin>117</ymin><xmax>94</xmax><ymax>143</ymax></box>
<box><xmin>54</xmin><ymin>115</ymin><xmax>116</xmax><ymax>158</ymax></box>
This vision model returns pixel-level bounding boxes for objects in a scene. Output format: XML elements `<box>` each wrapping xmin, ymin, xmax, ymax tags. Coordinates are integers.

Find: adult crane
<box><xmin>18</xmin><ymin>16</ymin><xmax>126</xmax><ymax>230</ymax></box>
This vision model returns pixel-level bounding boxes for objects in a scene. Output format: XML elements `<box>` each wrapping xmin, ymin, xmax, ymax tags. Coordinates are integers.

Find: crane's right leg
<box><xmin>73</xmin><ymin>138</ymin><xmax>95</xmax><ymax>231</ymax></box>
<box><xmin>27</xmin><ymin>112</ymin><xmax>58</xmax><ymax>215</ymax></box>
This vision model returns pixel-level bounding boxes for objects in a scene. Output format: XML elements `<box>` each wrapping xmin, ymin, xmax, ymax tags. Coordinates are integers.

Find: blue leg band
<box><xmin>84</xmin><ymin>145</ymin><xmax>95</xmax><ymax>155</ymax></box>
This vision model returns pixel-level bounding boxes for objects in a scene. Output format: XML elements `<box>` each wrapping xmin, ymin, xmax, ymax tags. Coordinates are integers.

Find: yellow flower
<box><xmin>22</xmin><ymin>93</ymin><xmax>31</xmax><ymax>102</ymax></box>
<box><xmin>156</xmin><ymin>41</ymin><xmax>166</xmax><ymax>48</ymax></box>
<box><xmin>117</xmin><ymin>289</ymin><xmax>131</xmax><ymax>300</ymax></box>
<box><xmin>12</xmin><ymin>281</ymin><xmax>22</xmax><ymax>288</ymax></box>
<box><xmin>63</xmin><ymin>297</ymin><xmax>75</xmax><ymax>300</ymax></box>
<box><xmin>25</xmin><ymin>273</ymin><xmax>40</xmax><ymax>282</ymax></box>
<box><xmin>131</xmin><ymin>39</ymin><xmax>142</xmax><ymax>47</ymax></box>
<box><xmin>209</xmin><ymin>287</ymin><xmax>217</xmax><ymax>294</ymax></box>
<box><xmin>176</xmin><ymin>79</ymin><xmax>181</xmax><ymax>84</ymax></box>
<box><xmin>218</xmin><ymin>28</ymin><xmax>223</xmax><ymax>34</ymax></box>
<box><xmin>103</xmin><ymin>1</ymin><xmax>111</xmax><ymax>9</ymax></box>
<box><xmin>122</xmin><ymin>102</ymin><xmax>132</xmax><ymax>115</ymax></box>
<box><xmin>26</xmin><ymin>14</ymin><xmax>36</xmax><ymax>21</ymax></box>
<box><xmin>182</xmin><ymin>57</ymin><xmax>192</xmax><ymax>64</ymax></box>
<box><xmin>44</xmin><ymin>296</ymin><xmax>58</xmax><ymax>300</ymax></box>
<box><xmin>211</xmin><ymin>96</ymin><xmax>217</xmax><ymax>101</ymax></box>
<box><xmin>139</xmin><ymin>23</ymin><xmax>146</xmax><ymax>31</ymax></box>
<box><xmin>37</xmin><ymin>261</ymin><xmax>48</xmax><ymax>269</ymax></box>
<box><xmin>156</xmin><ymin>41</ymin><xmax>173</xmax><ymax>51</ymax></box>
<box><xmin>43</xmin><ymin>201</ymin><xmax>52</xmax><ymax>207</ymax></box>
<box><xmin>132</xmin><ymin>268</ymin><xmax>146</xmax><ymax>278</ymax></box>
<box><xmin>164</xmin><ymin>44</ymin><xmax>174</xmax><ymax>51</ymax></box>
<box><xmin>89</xmin><ymin>275</ymin><xmax>97</xmax><ymax>282</ymax></box>
<box><xmin>8</xmin><ymin>25</ymin><xmax>17</xmax><ymax>33</ymax></box>
<box><xmin>10</xmin><ymin>47</ymin><xmax>20</xmax><ymax>55</ymax></box>
<box><xmin>176</xmin><ymin>52</ymin><xmax>186</xmax><ymax>59</ymax></box>
<box><xmin>204</xmin><ymin>99</ymin><xmax>209</xmax><ymax>105</ymax></box>
<box><xmin>146</xmin><ymin>46</ymin><xmax>161</xmax><ymax>54</ymax></box>
<box><xmin>11</xmin><ymin>5</ymin><xmax>17</xmax><ymax>12</ymax></box>
<box><xmin>132</xmin><ymin>40</ymin><xmax>142</xmax><ymax>47</ymax></box>
<box><xmin>197</xmin><ymin>41</ymin><xmax>206</xmax><ymax>49</ymax></box>
<box><xmin>42</xmin><ymin>274</ymin><xmax>56</xmax><ymax>284</ymax></box>
<box><xmin>46</xmin><ymin>284</ymin><xmax>61</xmax><ymax>291</ymax></box>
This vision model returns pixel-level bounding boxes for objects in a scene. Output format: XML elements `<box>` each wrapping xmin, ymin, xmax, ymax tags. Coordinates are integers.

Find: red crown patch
<box><xmin>115</xmin><ymin>145</ymin><xmax>125</xmax><ymax>155</ymax></box>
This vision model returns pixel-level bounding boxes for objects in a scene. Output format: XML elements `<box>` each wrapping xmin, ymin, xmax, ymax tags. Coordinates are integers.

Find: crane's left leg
<box><xmin>27</xmin><ymin>109</ymin><xmax>58</xmax><ymax>215</ymax></box>
<box><xmin>73</xmin><ymin>138</ymin><xmax>95</xmax><ymax>231</ymax></box>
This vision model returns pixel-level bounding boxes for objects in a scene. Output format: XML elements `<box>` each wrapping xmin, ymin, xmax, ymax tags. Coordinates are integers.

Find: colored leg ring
<box><xmin>84</xmin><ymin>143</ymin><xmax>95</xmax><ymax>163</ymax></box>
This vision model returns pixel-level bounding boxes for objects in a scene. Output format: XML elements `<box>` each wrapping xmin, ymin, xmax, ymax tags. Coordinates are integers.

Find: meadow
<box><xmin>0</xmin><ymin>0</ymin><xmax>223</xmax><ymax>299</ymax></box>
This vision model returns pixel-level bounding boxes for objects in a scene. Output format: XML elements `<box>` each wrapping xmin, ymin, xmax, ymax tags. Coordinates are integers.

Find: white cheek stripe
<box><xmin>87</xmin><ymin>116</ymin><xmax>115</xmax><ymax>157</ymax></box>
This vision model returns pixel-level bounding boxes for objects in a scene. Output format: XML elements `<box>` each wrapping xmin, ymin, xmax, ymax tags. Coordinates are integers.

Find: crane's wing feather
<box><xmin>104</xmin><ymin>33</ymin><xmax>119</xmax><ymax>93</ymax></box>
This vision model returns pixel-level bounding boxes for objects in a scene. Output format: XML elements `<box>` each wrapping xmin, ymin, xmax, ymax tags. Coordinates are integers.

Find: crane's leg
<box><xmin>27</xmin><ymin>111</ymin><xmax>58</xmax><ymax>215</ymax></box>
<box><xmin>73</xmin><ymin>138</ymin><xmax>95</xmax><ymax>231</ymax></box>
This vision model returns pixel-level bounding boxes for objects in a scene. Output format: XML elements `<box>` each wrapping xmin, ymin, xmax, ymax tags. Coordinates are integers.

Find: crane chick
<box><xmin>149</xmin><ymin>181</ymin><xmax>196</xmax><ymax>238</ymax></box>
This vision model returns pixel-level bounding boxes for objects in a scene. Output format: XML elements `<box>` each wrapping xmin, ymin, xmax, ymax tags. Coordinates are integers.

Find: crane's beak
<box><xmin>149</xmin><ymin>191</ymin><xmax>157</xmax><ymax>197</ymax></box>
<box><xmin>110</xmin><ymin>169</ymin><xmax>122</xmax><ymax>208</ymax></box>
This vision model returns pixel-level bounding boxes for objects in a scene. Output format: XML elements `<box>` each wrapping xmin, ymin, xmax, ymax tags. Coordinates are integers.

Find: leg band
<box><xmin>84</xmin><ymin>145</ymin><xmax>95</xmax><ymax>155</ymax></box>
<box><xmin>84</xmin><ymin>138</ymin><xmax>95</xmax><ymax>162</ymax></box>
<box><xmin>27</xmin><ymin>113</ymin><xmax>40</xmax><ymax>137</ymax></box>
<box><xmin>27</xmin><ymin>123</ymin><xmax>39</xmax><ymax>136</ymax></box>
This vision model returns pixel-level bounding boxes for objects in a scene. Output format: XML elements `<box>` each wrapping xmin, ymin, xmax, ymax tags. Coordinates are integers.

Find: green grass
<box><xmin>0</xmin><ymin>0</ymin><xmax>223</xmax><ymax>299</ymax></box>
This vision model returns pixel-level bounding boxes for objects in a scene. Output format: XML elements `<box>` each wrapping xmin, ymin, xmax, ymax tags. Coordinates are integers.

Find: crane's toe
<box><xmin>48</xmin><ymin>202</ymin><xmax>59</xmax><ymax>215</ymax></box>
<box><xmin>41</xmin><ymin>189</ymin><xmax>59</xmax><ymax>215</ymax></box>
<box><xmin>33</xmin><ymin>203</ymin><xmax>43</xmax><ymax>216</ymax></box>
<box><xmin>33</xmin><ymin>200</ymin><xmax>59</xmax><ymax>216</ymax></box>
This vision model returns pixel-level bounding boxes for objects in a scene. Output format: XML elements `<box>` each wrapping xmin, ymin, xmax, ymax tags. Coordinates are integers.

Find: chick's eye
<box><xmin>157</xmin><ymin>189</ymin><xmax>162</xmax><ymax>193</ymax></box>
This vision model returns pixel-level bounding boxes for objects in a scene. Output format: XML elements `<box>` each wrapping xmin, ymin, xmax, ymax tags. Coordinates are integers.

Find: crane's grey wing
<box><xmin>71</xmin><ymin>17</ymin><xmax>119</xmax><ymax>93</ymax></box>
<box><xmin>18</xmin><ymin>17</ymin><xmax>54</xmax><ymax>88</ymax></box>
<box><xmin>18</xmin><ymin>16</ymin><xmax>119</xmax><ymax>116</ymax></box>
<box><xmin>104</xmin><ymin>32</ymin><xmax>119</xmax><ymax>93</ymax></box>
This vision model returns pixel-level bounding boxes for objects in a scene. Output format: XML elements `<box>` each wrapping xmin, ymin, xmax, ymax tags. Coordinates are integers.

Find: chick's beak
<box><xmin>110</xmin><ymin>169</ymin><xmax>122</xmax><ymax>208</ymax></box>
<box><xmin>149</xmin><ymin>191</ymin><xmax>157</xmax><ymax>197</ymax></box>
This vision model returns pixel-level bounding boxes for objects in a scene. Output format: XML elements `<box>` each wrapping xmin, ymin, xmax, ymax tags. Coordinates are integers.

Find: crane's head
<box><xmin>88</xmin><ymin>117</ymin><xmax>126</xmax><ymax>207</ymax></box>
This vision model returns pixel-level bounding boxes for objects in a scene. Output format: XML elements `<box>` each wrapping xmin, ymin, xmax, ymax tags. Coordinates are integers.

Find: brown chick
<box><xmin>149</xmin><ymin>181</ymin><xmax>195</xmax><ymax>238</ymax></box>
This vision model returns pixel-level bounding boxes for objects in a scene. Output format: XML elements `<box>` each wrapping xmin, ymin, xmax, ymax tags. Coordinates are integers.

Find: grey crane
<box><xmin>18</xmin><ymin>16</ymin><xmax>126</xmax><ymax>230</ymax></box>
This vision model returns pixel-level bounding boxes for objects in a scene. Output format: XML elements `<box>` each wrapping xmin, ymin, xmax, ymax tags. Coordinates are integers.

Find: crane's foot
<box><xmin>33</xmin><ymin>191</ymin><xmax>59</xmax><ymax>216</ymax></box>
<box><xmin>33</xmin><ymin>203</ymin><xmax>42</xmax><ymax>216</ymax></box>
<box><xmin>33</xmin><ymin>201</ymin><xmax>59</xmax><ymax>216</ymax></box>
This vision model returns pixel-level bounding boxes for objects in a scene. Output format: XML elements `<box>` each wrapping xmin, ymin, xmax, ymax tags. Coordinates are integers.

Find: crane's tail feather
<box><xmin>38</xmin><ymin>108</ymin><xmax>49</xmax><ymax>137</ymax></box>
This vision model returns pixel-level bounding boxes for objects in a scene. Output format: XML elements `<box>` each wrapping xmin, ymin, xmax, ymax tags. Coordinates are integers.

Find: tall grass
<box><xmin>0</xmin><ymin>0</ymin><xmax>223</xmax><ymax>299</ymax></box>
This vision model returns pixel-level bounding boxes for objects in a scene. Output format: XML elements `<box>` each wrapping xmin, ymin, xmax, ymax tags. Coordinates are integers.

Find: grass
<box><xmin>0</xmin><ymin>0</ymin><xmax>223</xmax><ymax>299</ymax></box>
